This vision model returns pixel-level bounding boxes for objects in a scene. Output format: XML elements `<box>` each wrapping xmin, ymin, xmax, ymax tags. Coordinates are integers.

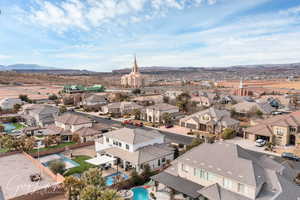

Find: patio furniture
<box><xmin>30</xmin><ymin>173</ymin><xmax>41</xmax><ymax>182</ymax></box>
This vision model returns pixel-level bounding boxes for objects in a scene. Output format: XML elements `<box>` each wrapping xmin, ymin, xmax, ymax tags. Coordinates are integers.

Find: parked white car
<box><xmin>255</xmin><ymin>139</ymin><xmax>266</xmax><ymax>147</ymax></box>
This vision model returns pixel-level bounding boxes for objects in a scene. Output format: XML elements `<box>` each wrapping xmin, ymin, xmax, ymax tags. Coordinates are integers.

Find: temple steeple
<box><xmin>132</xmin><ymin>54</ymin><xmax>139</xmax><ymax>73</ymax></box>
<box><xmin>239</xmin><ymin>78</ymin><xmax>244</xmax><ymax>89</ymax></box>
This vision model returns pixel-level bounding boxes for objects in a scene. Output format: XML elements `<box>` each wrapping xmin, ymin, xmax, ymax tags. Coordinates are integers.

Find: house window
<box><xmin>290</xmin><ymin>127</ymin><xmax>296</xmax><ymax>132</ymax></box>
<box><xmin>207</xmin><ymin>172</ymin><xmax>217</xmax><ymax>182</ymax></box>
<box><xmin>126</xmin><ymin>144</ymin><xmax>130</xmax><ymax>150</ymax></box>
<box><xmin>238</xmin><ymin>183</ymin><xmax>245</xmax><ymax>193</ymax></box>
<box><xmin>182</xmin><ymin>164</ymin><xmax>188</xmax><ymax>172</ymax></box>
<box><xmin>275</xmin><ymin>127</ymin><xmax>284</xmax><ymax>136</ymax></box>
<box><xmin>158</xmin><ymin>159</ymin><xmax>161</xmax><ymax>166</ymax></box>
<box><xmin>162</xmin><ymin>158</ymin><xmax>166</xmax><ymax>163</ymax></box>
<box><xmin>223</xmin><ymin>178</ymin><xmax>233</xmax><ymax>190</ymax></box>
<box><xmin>200</xmin><ymin>168</ymin><xmax>207</xmax><ymax>180</ymax></box>
<box><xmin>106</xmin><ymin>138</ymin><xmax>109</xmax><ymax>143</ymax></box>
<box><xmin>118</xmin><ymin>142</ymin><xmax>122</xmax><ymax>147</ymax></box>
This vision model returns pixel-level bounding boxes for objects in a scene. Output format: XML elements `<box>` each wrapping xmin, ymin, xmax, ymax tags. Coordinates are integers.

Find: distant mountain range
<box><xmin>0</xmin><ymin>64</ymin><xmax>96</xmax><ymax>75</ymax></box>
<box><xmin>0</xmin><ymin>64</ymin><xmax>59</xmax><ymax>71</ymax></box>
<box><xmin>113</xmin><ymin>63</ymin><xmax>300</xmax><ymax>74</ymax></box>
<box><xmin>1</xmin><ymin>62</ymin><xmax>300</xmax><ymax>74</ymax></box>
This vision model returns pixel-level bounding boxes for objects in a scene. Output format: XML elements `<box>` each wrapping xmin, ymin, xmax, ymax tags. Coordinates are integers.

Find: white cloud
<box><xmin>26</xmin><ymin>0</ymin><xmax>213</xmax><ymax>33</ymax></box>
<box><xmin>0</xmin><ymin>55</ymin><xmax>11</xmax><ymax>60</ymax></box>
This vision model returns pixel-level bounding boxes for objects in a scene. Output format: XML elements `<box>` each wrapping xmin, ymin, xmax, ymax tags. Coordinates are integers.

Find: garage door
<box><xmin>186</xmin><ymin>123</ymin><xmax>197</xmax><ymax>130</ymax></box>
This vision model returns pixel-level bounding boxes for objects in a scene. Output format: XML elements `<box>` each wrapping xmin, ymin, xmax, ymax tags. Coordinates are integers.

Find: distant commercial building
<box><xmin>121</xmin><ymin>56</ymin><xmax>145</xmax><ymax>88</ymax></box>
<box><xmin>63</xmin><ymin>84</ymin><xmax>105</xmax><ymax>94</ymax></box>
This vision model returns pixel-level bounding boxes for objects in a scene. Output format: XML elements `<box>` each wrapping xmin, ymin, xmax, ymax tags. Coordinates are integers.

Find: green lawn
<box><xmin>30</xmin><ymin>142</ymin><xmax>76</xmax><ymax>153</ymax></box>
<box><xmin>13</xmin><ymin>123</ymin><xmax>26</xmax><ymax>130</ymax></box>
<box><xmin>64</xmin><ymin>155</ymin><xmax>95</xmax><ymax>176</ymax></box>
<box><xmin>0</xmin><ymin>148</ymin><xmax>8</xmax><ymax>153</ymax></box>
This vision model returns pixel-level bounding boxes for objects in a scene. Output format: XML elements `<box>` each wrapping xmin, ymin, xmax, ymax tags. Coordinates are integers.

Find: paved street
<box><xmin>75</xmin><ymin>111</ymin><xmax>194</xmax><ymax>145</ymax></box>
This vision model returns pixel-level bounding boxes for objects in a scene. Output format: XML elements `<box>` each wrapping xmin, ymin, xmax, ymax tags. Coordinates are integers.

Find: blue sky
<box><xmin>0</xmin><ymin>0</ymin><xmax>300</xmax><ymax>72</ymax></box>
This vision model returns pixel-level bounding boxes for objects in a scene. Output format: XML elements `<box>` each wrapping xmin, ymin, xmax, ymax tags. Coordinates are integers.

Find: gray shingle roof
<box><xmin>55</xmin><ymin>112</ymin><xmax>92</xmax><ymax>125</ymax></box>
<box><xmin>181</xmin><ymin>107</ymin><xmax>239</xmax><ymax>126</ymax></box>
<box><xmin>104</xmin><ymin>143</ymin><xmax>173</xmax><ymax>165</ymax></box>
<box><xmin>104</xmin><ymin>127</ymin><xmax>164</xmax><ymax>145</ymax></box>
<box><xmin>198</xmin><ymin>183</ymin><xmax>252</xmax><ymax>200</ymax></box>
<box><xmin>163</xmin><ymin>142</ymin><xmax>300</xmax><ymax>200</ymax></box>
<box><xmin>146</xmin><ymin>103</ymin><xmax>178</xmax><ymax>111</ymax></box>
<box><xmin>152</xmin><ymin>172</ymin><xmax>203</xmax><ymax>198</ymax></box>
<box><xmin>176</xmin><ymin>142</ymin><xmax>265</xmax><ymax>187</ymax></box>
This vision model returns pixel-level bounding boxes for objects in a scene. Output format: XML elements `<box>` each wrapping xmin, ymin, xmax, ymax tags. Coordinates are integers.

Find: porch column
<box><xmin>136</xmin><ymin>164</ymin><xmax>140</xmax><ymax>173</ymax></box>
<box><xmin>123</xmin><ymin>160</ymin><xmax>127</xmax><ymax>170</ymax></box>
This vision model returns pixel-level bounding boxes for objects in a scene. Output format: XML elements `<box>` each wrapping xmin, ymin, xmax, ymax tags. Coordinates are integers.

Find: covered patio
<box><xmin>151</xmin><ymin>172</ymin><xmax>205</xmax><ymax>200</ymax></box>
<box><xmin>85</xmin><ymin>155</ymin><xmax>116</xmax><ymax>166</ymax></box>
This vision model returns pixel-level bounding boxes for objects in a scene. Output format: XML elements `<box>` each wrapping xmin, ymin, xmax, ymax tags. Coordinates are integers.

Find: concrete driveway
<box><xmin>226</xmin><ymin>137</ymin><xmax>280</xmax><ymax>156</ymax></box>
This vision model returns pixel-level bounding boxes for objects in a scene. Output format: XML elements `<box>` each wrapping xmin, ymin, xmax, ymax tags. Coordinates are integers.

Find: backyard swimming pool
<box><xmin>2</xmin><ymin>123</ymin><xmax>16</xmax><ymax>133</ymax></box>
<box><xmin>40</xmin><ymin>154</ymin><xmax>80</xmax><ymax>169</ymax></box>
<box><xmin>131</xmin><ymin>187</ymin><xmax>149</xmax><ymax>200</ymax></box>
<box><xmin>105</xmin><ymin>172</ymin><xmax>129</xmax><ymax>186</ymax></box>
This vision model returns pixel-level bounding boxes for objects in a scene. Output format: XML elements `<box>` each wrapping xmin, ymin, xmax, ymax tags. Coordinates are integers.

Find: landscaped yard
<box><xmin>30</xmin><ymin>142</ymin><xmax>76</xmax><ymax>153</ymax></box>
<box><xmin>64</xmin><ymin>155</ymin><xmax>95</xmax><ymax>176</ymax></box>
<box><xmin>13</xmin><ymin>123</ymin><xmax>26</xmax><ymax>130</ymax></box>
<box><xmin>0</xmin><ymin>148</ymin><xmax>8</xmax><ymax>153</ymax></box>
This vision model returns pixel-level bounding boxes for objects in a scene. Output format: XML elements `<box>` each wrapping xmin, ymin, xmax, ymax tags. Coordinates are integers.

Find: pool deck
<box><xmin>0</xmin><ymin>153</ymin><xmax>58</xmax><ymax>199</ymax></box>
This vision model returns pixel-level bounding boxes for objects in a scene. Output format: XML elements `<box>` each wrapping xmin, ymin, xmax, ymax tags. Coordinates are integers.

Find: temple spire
<box><xmin>132</xmin><ymin>54</ymin><xmax>139</xmax><ymax>73</ymax></box>
<box><xmin>239</xmin><ymin>78</ymin><xmax>244</xmax><ymax>89</ymax></box>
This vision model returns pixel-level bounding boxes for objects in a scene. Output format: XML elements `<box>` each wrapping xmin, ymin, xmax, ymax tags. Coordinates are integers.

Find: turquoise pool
<box><xmin>2</xmin><ymin>123</ymin><xmax>16</xmax><ymax>133</ymax></box>
<box><xmin>131</xmin><ymin>187</ymin><xmax>149</xmax><ymax>200</ymax></box>
<box><xmin>41</xmin><ymin>154</ymin><xmax>80</xmax><ymax>169</ymax></box>
<box><xmin>105</xmin><ymin>172</ymin><xmax>129</xmax><ymax>186</ymax></box>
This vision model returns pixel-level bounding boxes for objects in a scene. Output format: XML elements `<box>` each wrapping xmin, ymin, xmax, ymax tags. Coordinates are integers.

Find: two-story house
<box><xmin>0</xmin><ymin>98</ymin><xmax>23</xmax><ymax>110</ymax></box>
<box><xmin>101</xmin><ymin>102</ymin><xmax>143</xmax><ymax>115</ymax></box>
<box><xmin>179</xmin><ymin>107</ymin><xmax>239</xmax><ymax>134</ymax></box>
<box><xmin>142</xmin><ymin>103</ymin><xmax>179</xmax><ymax>123</ymax></box>
<box><xmin>81</xmin><ymin>94</ymin><xmax>108</xmax><ymax>108</ymax></box>
<box><xmin>245</xmin><ymin>111</ymin><xmax>300</xmax><ymax>146</ymax></box>
<box><xmin>164</xmin><ymin>90</ymin><xmax>183</xmax><ymax>101</ymax></box>
<box><xmin>22</xmin><ymin>104</ymin><xmax>59</xmax><ymax>127</ymax></box>
<box><xmin>94</xmin><ymin>128</ymin><xmax>174</xmax><ymax>172</ymax></box>
<box><xmin>152</xmin><ymin>142</ymin><xmax>300</xmax><ymax>200</ymax></box>
<box><xmin>53</xmin><ymin>112</ymin><xmax>96</xmax><ymax>142</ymax></box>
<box><xmin>192</xmin><ymin>92</ymin><xmax>219</xmax><ymax>108</ymax></box>
<box><xmin>231</xmin><ymin>101</ymin><xmax>275</xmax><ymax>115</ymax></box>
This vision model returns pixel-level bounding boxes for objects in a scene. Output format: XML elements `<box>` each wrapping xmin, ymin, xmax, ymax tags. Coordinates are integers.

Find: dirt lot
<box><xmin>0</xmin><ymin>85</ymin><xmax>62</xmax><ymax>100</ymax></box>
<box><xmin>217</xmin><ymin>79</ymin><xmax>300</xmax><ymax>90</ymax></box>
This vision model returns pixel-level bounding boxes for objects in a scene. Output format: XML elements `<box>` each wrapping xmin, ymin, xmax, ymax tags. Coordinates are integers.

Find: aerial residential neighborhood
<box><xmin>1</xmin><ymin>1</ymin><xmax>300</xmax><ymax>200</ymax></box>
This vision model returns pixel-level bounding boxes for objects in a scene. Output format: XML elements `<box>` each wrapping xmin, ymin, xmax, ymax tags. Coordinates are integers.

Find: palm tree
<box><xmin>132</xmin><ymin>109</ymin><xmax>141</xmax><ymax>120</ymax></box>
<box><xmin>162</xmin><ymin>112</ymin><xmax>172</xmax><ymax>125</ymax></box>
<box><xmin>63</xmin><ymin>176</ymin><xmax>84</xmax><ymax>200</ymax></box>
<box><xmin>100</xmin><ymin>189</ymin><xmax>123</xmax><ymax>200</ymax></box>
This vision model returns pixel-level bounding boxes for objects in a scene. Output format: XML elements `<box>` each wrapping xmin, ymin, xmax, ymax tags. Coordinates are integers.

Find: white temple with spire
<box><xmin>121</xmin><ymin>55</ymin><xmax>145</xmax><ymax>88</ymax></box>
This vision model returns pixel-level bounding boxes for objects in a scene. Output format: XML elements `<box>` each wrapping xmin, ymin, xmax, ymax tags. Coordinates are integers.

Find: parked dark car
<box><xmin>281</xmin><ymin>152</ymin><xmax>300</xmax><ymax>161</ymax></box>
<box><xmin>165</xmin><ymin>124</ymin><xmax>174</xmax><ymax>128</ymax></box>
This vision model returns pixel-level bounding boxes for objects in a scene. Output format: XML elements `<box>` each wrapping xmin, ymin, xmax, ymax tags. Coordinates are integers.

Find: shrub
<box><xmin>49</xmin><ymin>94</ymin><xmax>58</xmax><ymax>100</ymax></box>
<box><xmin>49</xmin><ymin>160</ymin><xmax>66</xmax><ymax>175</ymax></box>
<box><xmin>221</xmin><ymin>128</ymin><xmax>235</xmax><ymax>140</ymax></box>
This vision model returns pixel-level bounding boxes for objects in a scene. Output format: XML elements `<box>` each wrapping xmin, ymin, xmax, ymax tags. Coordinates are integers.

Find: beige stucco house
<box><xmin>95</xmin><ymin>128</ymin><xmax>174</xmax><ymax>172</ymax></box>
<box><xmin>244</xmin><ymin>110</ymin><xmax>300</xmax><ymax>146</ymax></box>
<box><xmin>152</xmin><ymin>142</ymin><xmax>300</xmax><ymax>200</ymax></box>
<box><xmin>179</xmin><ymin>107</ymin><xmax>239</xmax><ymax>134</ymax></box>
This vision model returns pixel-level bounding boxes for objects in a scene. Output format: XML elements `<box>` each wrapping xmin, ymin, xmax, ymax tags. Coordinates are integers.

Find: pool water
<box><xmin>2</xmin><ymin>123</ymin><xmax>16</xmax><ymax>133</ymax></box>
<box><xmin>105</xmin><ymin>172</ymin><xmax>129</xmax><ymax>186</ymax></box>
<box><xmin>131</xmin><ymin>187</ymin><xmax>149</xmax><ymax>200</ymax></box>
<box><xmin>41</xmin><ymin>154</ymin><xmax>80</xmax><ymax>169</ymax></box>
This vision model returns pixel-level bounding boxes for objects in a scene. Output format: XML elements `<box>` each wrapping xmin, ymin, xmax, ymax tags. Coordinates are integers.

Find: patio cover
<box><xmin>85</xmin><ymin>155</ymin><xmax>115</xmax><ymax>166</ymax></box>
<box><xmin>151</xmin><ymin>172</ymin><xmax>203</xmax><ymax>199</ymax></box>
